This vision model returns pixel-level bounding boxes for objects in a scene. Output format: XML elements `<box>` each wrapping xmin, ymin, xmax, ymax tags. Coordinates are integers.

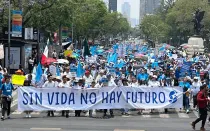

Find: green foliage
<box><xmin>0</xmin><ymin>0</ymin><xmax>131</xmax><ymax>41</ymax></box>
<box><xmin>140</xmin><ymin>15</ymin><xmax>170</xmax><ymax>42</ymax></box>
<box><xmin>140</xmin><ymin>0</ymin><xmax>210</xmax><ymax>46</ymax></box>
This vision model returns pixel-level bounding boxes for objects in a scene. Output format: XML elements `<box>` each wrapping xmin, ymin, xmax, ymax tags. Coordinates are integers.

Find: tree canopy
<box><xmin>0</xmin><ymin>0</ymin><xmax>131</xmax><ymax>43</ymax></box>
<box><xmin>140</xmin><ymin>0</ymin><xmax>210</xmax><ymax>48</ymax></box>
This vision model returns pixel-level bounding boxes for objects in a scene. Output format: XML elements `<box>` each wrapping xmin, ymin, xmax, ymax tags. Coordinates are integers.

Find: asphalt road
<box><xmin>0</xmin><ymin>113</ymin><xmax>208</xmax><ymax>131</ymax></box>
<box><xmin>0</xmin><ymin>89</ymin><xmax>208</xmax><ymax>131</ymax></box>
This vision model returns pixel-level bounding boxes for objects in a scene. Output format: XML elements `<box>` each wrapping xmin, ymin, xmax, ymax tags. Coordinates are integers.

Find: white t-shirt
<box><xmin>58</xmin><ymin>82</ymin><xmax>71</xmax><ymax>88</ymax></box>
<box><xmin>83</xmin><ymin>75</ymin><xmax>94</xmax><ymax>85</ymax></box>
<box><xmin>108</xmin><ymin>80</ymin><xmax>117</xmax><ymax>87</ymax></box>
<box><xmin>191</xmin><ymin>82</ymin><xmax>202</xmax><ymax>96</ymax></box>
<box><xmin>129</xmin><ymin>82</ymin><xmax>139</xmax><ymax>87</ymax></box>
<box><xmin>148</xmin><ymin>80</ymin><xmax>160</xmax><ymax>87</ymax></box>
<box><xmin>43</xmin><ymin>81</ymin><xmax>55</xmax><ymax>88</ymax></box>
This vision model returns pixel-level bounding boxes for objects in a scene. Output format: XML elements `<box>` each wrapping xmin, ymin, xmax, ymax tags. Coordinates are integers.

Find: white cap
<box><xmin>153</xmin><ymin>75</ymin><xmax>157</xmax><ymax>78</ymax></box>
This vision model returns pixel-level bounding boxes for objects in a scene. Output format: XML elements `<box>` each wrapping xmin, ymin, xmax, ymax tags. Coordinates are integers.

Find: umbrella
<box><xmin>71</xmin><ymin>53</ymin><xmax>79</xmax><ymax>58</ymax></box>
<box><xmin>54</xmin><ymin>59</ymin><xmax>69</xmax><ymax>64</ymax></box>
<box><xmin>167</xmin><ymin>46</ymin><xmax>175</xmax><ymax>49</ymax></box>
<box><xmin>183</xmin><ymin>45</ymin><xmax>190</xmax><ymax>49</ymax></box>
<box><xmin>135</xmin><ymin>55</ymin><xmax>148</xmax><ymax>61</ymax></box>
<box><xmin>42</xmin><ymin>58</ymin><xmax>57</xmax><ymax>65</ymax></box>
<box><xmin>134</xmin><ymin>53</ymin><xmax>144</xmax><ymax>57</ymax></box>
<box><xmin>180</xmin><ymin>44</ymin><xmax>188</xmax><ymax>47</ymax></box>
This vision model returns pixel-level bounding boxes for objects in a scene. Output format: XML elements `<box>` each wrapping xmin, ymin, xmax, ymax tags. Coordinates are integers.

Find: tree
<box><xmin>140</xmin><ymin>15</ymin><xmax>170</xmax><ymax>44</ymax></box>
<box><xmin>102</xmin><ymin>12</ymin><xmax>130</xmax><ymax>39</ymax></box>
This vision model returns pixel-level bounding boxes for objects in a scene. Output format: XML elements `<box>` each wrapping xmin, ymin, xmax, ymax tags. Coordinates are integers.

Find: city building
<box><xmin>109</xmin><ymin>0</ymin><xmax>117</xmax><ymax>12</ymax></box>
<box><xmin>130</xmin><ymin>18</ymin><xmax>139</xmax><ymax>27</ymax></box>
<box><xmin>139</xmin><ymin>0</ymin><xmax>161</xmax><ymax>24</ymax></box>
<box><xmin>122</xmin><ymin>2</ymin><xmax>131</xmax><ymax>25</ymax></box>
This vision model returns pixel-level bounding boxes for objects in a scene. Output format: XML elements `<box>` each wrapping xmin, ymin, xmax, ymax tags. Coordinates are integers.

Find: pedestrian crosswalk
<box><xmin>6</xmin><ymin>90</ymin><xmax>199</xmax><ymax>119</ymax></box>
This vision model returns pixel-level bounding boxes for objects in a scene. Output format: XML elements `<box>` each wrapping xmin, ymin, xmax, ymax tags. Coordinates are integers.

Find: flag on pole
<box><xmin>76</xmin><ymin>61</ymin><xmax>84</xmax><ymax>77</ymax></box>
<box><xmin>41</xmin><ymin>39</ymin><xmax>49</xmax><ymax>65</ymax></box>
<box><xmin>56</xmin><ymin>66</ymin><xmax>61</xmax><ymax>76</ymax></box>
<box><xmin>35</xmin><ymin>63</ymin><xmax>43</xmax><ymax>82</ymax></box>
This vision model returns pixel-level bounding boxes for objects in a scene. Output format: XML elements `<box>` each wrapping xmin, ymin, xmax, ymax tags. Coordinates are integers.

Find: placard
<box><xmin>12</xmin><ymin>75</ymin><xmax>26</xmax><ymax>85</ymax></box>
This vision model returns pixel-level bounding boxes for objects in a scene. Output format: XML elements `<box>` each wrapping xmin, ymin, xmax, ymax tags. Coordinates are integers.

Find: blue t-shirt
<box><xmin>0</xmin><ymin>83</ymin><xmax>14</xmax><ymax>96</ymax></box>
<box><xmin>137</xmin><ymin>73</ymin><xmax>148</xmax><ymax>81</ymax></box>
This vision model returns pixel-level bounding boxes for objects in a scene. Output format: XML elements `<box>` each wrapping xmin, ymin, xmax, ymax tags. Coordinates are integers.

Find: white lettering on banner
<box><xmin>18</xmin><ymin>86</ymin><xmax>183</xmax><ymax>111</ymax></box>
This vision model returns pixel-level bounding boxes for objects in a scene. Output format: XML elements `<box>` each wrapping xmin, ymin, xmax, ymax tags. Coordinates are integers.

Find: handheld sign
<box><xmin>12</xmin><ymin>75</ymin><xmax>26</xmax><ymax>85</ymax></box>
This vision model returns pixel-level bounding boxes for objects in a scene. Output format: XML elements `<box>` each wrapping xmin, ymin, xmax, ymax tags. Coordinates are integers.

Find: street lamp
<box><xmin>148</xmin><ymin>23</ymin><xmax>159</xmax><ymax>48</ymax></box>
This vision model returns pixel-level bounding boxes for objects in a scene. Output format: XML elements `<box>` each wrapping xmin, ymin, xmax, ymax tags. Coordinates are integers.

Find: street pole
<box><xmin>8</xmin><ymin>0</ymin><xmax>11</xmax><ymax>74</ymax></box>
<box><xmin>72</xmin><ymin>22</ymin><xmax>73</xmax><ymax>43</ymax></box>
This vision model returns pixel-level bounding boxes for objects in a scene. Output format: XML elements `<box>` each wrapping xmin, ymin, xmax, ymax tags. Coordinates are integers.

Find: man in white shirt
<box><xmin>148</xmin><ymin>75</ymin><xmax>160</xmax><ymax>87</ymax></box>
<box><xmin>58</xmin><ymin>75</ymin><xmax>71</xmax><ymax>118</ymax></box>
<box><xmin>58</xmin><ymin>75</ymin><xmax>71</xmax><ymax>88</ymax></box>
<box><xmin>42</xmin><ymin>75</ymin><xmax>55</xmax><ymax>117</ymax></box>
<box><xmin>62</xmin><ymin>67</ymin><xmax>71</xmax><ymax>78</ymax></box>
<box><xmin>95</xmin><ymin>70</ymin><xmax>104</xmax><ymax>83</ymax></box>
<box><xmin>83</xmin><ymin>71</ymin><xmax>94</xmax><ymax>87</ymax></box>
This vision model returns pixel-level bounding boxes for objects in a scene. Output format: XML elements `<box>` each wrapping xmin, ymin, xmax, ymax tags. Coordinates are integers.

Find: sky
<box><xmin>103</xmin><ymin>0</ymin><xmax>140</xmax><ymax>20</ymax></box>
<box><xmin>117</xmin><ymin>0</ymin><xmax>140</xmax><ymax>20</ymax></box>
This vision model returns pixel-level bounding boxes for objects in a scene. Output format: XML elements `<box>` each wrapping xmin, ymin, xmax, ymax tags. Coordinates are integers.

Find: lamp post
<box><xmin>8</xmin><ymin>0</ymin><xmax>11</xmax><ymax>74</ymax></box>
<box><xmin>148</xmin><ymin>24</ymin><xmax>159</xmax><ymax>48</ymax></box>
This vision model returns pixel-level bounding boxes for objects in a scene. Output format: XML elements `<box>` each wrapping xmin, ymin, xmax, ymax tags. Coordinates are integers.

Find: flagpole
<box><xmin>8</xmin><ymin>0</ymin><xmax>11</xmax><ymax>74</ymax></box>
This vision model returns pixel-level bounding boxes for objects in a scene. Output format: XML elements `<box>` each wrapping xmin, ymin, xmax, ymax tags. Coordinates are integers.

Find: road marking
<box><xmin>193</xmin><ymin>110</ymin><xmax>199</xmax><ymax>118</ymax></box>
<box><xmin>69</xmin><ymin>113</ymin><xmax>75</xmax><ymax>116</ymax></box>
<box><xmin>159</xmin><ymin>114</ymin><xmax>169</xmax><ymax>118</ymax></box>
<box><xmin>175</xmin><ymin>108</ymin><xmax>189</xmax><ymax>118</ymax></box>
<box><xmin>12</xmin><ymin>110</ymin><xmax>22</xmax><ymax>115</ymax></box>
<box><xmin>30</xmin><ymin>128</ymin><xmax>61</xmax><ymax>130</ymax></box>
<box><xmin>114</xmin><ymin>129</ymin><xmax>145</xmax><ymax>131</ymax></box>
<box><xmin>122</xmin><ymin>115</ymin><xmax>131</xmax><ymax>118</ymax></box>
<box><xmin>11</xmin><ymin>99</ymin><xmax>18</xmax><ymax>108</ymax></box>
<box><xmin>54</xmin><ymin>112</ymin><xmax>60</xmax><ymax>116</ymax></box>
<box><xmin>12</xmin><ymin>90</ymin><xmax>17</xmax><ymax>97</ymax></box>
<box><xmin>142</xmin><ymin>115</ymin><xmax>151</xmax><ymax>118</ymax></box>
<box><xmin>177</xmin><ymin>113</ymin><xmax>189</xmax><ymax>118</ymax></box>
<box><xmin>31</xmin><ymin>112</ymin><xmax>40</xmax><ymax>115</ymax></box>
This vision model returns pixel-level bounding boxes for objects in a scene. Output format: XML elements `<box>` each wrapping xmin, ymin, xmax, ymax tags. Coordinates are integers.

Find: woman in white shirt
<box><xmin>191</xmin><ymin>77</ymin><xmax>202</xmax><ymax>109</ymax></box>
<box><xmin>42</xmin><ymin>75</ymin><xmax>55</xmax><ymax>117</ymax></box>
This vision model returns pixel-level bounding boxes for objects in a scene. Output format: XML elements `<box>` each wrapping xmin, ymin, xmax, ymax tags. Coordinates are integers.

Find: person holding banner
<box><xmin>148</xmin><ymin>75</ymin><xmax>160</xmax><ymax>87</ymax></box>
<box><xmin>0</xmin><ymin>76</ymin><xmax>16</xmax><ymax>121</ymax></box>
<box><xmin>58</xmin><ymin>75</ymin><xmax>71</xmax><ymax>118</ymax></box>
<box><xmin>73</xmin><ymin>79</ymin><xmax>84</xmax><ymax>117</ymax></box>
<box><xmin>43</xmin><ymin>75</ymin><xmax>55</xmax><ymax>117</ymax></box>
<box><xmin>23</xmin><ymin>74</ymin><xmax>34</xmax><ymax>118</ymax></box>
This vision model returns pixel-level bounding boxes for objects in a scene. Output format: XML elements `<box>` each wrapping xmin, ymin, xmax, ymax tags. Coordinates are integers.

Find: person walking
<box><xmin>28</xmin><ymin>57</ymin><xmax>34</xmax><ymax>73</ymax></box>
<box><xmin>191</xmin><ymin>84</ymin><xmax>209</xmax><ymax>131</ymax></box>
<box><xmin>0</xmin><ymin>76</ymin><xmax>16</xmax><ymax>120</ymax></box>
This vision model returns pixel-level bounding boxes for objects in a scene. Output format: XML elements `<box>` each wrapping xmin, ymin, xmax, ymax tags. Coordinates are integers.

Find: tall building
<box><xmin>131</xmin><ymin>18</ymin><xmax>139</xmax><ymax>27</ymax></box>
<box><xmin>109</xmin><ymin>0</ymin><xmax>117</xmax><ymax>12</ymax></box>
<box><xmin>122</xmin><ymin>2</ymin><xmax>131</xmax><ymax>24</ymax></box>
<box><xmin>139</xmin><ymin>0</ymin><xmax>161</xmax><ymax>24</ymax></box>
